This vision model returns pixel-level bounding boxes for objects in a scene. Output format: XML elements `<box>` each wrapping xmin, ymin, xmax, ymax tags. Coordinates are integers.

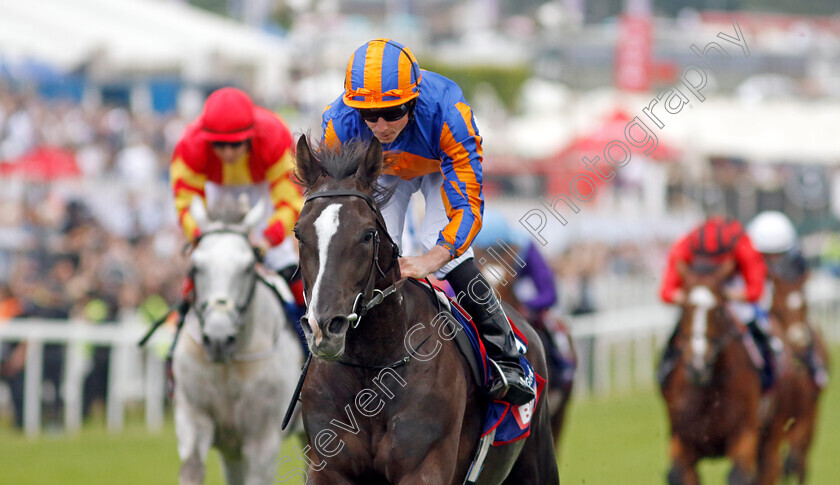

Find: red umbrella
<box><xmin>0</xmin><ymin>147</ymin><xmax>81</xmax><ymax>181</ymax></box>
<box><xmin>557</xmin><ymin>109</ymin><xmax>679</xmax><ymax>161</ymax></box>
<box><xmin>539</xmin><ymin>109</ymin><xmax>680</xmax><ymax>196</ymax></box>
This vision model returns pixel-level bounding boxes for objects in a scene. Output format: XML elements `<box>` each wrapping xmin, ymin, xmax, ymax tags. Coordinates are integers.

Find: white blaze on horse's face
<box><xmin>688</xmin><ymin>286</ymin><xmax>717</xmax><ymax>373</ymax></box>
<box><xmin>786</xmin><ymin>290</ymin><xmax>804</xmax><ymax>311</ymax></box>
<box><xmin>306</xmin><ymin>203</ymin><xmax>343</xmax><ymax>345</ymax></box>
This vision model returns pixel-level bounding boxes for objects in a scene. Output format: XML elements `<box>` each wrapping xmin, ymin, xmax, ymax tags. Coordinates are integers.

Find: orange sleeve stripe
<box><xmin>455</xmin><ymin>102</ymin><xmax>483</xmax><ymax>157</ymax></box>
<box><xmin>324</xmin><ymin>119</ymin><xmax>341</xmax><ymax>148</ymax></box>
<box><xmin>439</xmin><ymin>111</ymin><xmax>484</xmax><ymax>255</ymax></box>
<box><xmin>449</xmin><ymin>103</ymin><xmax>484</xmax><ymax>208</ymax></box>
<box><xmin>438</xmin><ymin>184</ymin><xmax>471</xmax><ymax>254</ymax></box>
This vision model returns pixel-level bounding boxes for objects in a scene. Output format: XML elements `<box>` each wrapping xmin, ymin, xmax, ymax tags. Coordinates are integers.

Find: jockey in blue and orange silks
<box><xmin>321</xmin><ymin>38</ymin><xmax>535</xmax><ymax>405</ymax></box>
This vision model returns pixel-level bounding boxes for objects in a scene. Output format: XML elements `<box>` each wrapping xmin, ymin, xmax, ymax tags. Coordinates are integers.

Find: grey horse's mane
<box><xmin>207</xmin><ymin>194</ymin><xmax>249</xmax><ymax>224</ymax></box>
<box><xmin>202</xmin><ymin>194</ymin><xmax>252</xmax><ymax>234</ymax></box>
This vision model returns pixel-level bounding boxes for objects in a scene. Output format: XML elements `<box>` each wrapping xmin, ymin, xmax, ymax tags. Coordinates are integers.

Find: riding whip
<box><xmin>282</xmin><ymin>353</ymin><xmax>312</xmax><ymax>430</ymax></box>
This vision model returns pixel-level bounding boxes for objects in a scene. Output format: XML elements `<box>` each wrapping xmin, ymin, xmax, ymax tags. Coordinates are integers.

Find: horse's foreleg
<box><xmin>757</xmin><ymin>416</ymin><xmax>786</xmax><ymax>485</ymax></box>
<box><xmin>242</xmin><ymin>429</ymin><xmax>283</xmax><ymax>485</ymax></box>
<box><xmin>175</xmin><ymin>398</ymin><xmax>215</xmax><ymax>485</ymax></box>
<box><xmin>221</xmin><ymin>458</ymin><xmax>245</xmax><ymax>485</ymax></box>
<box><xmin>785</xmin><ymin>408</ymin><xmax>816</xmax><ymax>484</ymax></box>
<box><xmin>667</xmin><ymin>436</ymin><xmax>699</xmax><ymax>485</ymax></box>
<box><xmin>725</xmin><ymin>428</ymin><xmax>759</xmax><ymax>485</ymax></box>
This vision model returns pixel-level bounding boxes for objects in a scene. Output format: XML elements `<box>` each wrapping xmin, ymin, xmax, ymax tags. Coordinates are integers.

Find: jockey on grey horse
<box><xmin>172</xmin><ymin>196</ymin><xmax>304</xmax><ymax>485</ymax></box>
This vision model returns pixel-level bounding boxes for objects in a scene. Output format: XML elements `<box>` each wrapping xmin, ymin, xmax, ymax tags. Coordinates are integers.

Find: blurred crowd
<box><xmin>0</xmin><ymin>86</ymin><xmax>188</xmax><ymax>429</ymax></box>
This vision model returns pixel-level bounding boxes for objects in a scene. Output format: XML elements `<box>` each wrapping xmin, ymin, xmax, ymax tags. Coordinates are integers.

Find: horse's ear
<box><xmin>190</xmin><ymin>196</ymin><xmax>209</xmax><ymax>232</ymax></box>
<box><xmin>295</xmin><ymin>134</ymin><xmax>323</xmax><ymax>186</ymax></box>
<box><xmin>356</xmin><ymin>138</ymin><xmax>383</xmax><ymax>187</ymax></box>
<box><xmin>243</xmin><ymin>198</ymin><xmax>265</xmax><ymax>229</ymax></box>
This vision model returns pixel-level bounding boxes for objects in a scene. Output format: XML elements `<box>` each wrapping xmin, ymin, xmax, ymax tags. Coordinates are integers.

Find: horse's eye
<box><xmin>363</xmin><ymin>230</ymin><xmax>376</xmax><ymax>242</ymax></box>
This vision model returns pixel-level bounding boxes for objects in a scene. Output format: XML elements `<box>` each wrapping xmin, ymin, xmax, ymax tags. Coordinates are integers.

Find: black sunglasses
<box><xmin>211</xmin><ymin>140</ymin><xmax>247</xmax><ymax>149</ymax></box>
<box><xmin>357</xmin><ymin>103</ymin><xmax>411</xmax><ymax>123</ymax></box>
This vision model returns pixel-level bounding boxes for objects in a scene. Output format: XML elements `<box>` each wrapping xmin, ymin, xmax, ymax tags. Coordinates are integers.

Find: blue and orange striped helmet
<box><xmin>343</xmin><ymin>38</ymin><xmax>422</xmax><ymax>109</ymax></box>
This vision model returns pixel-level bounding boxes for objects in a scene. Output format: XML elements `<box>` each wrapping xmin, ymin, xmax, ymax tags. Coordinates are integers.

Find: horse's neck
<box><xmin>343</xmin><ymin>290</ymin><xmax>410</xmax><ymax>366</ymax></box>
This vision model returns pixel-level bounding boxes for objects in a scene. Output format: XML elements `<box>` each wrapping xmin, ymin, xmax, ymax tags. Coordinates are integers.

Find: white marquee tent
<box><xmin>0</xmin><ymin>0</ymin><xmax>289</xmax><ymax>99</ymax></box>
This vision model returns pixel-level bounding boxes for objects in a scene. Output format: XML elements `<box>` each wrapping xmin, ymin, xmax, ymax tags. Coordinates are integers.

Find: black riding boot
<box><xmin>746</xmin><ymin>319</ymin><xmax>777</xmax><ymax>391</ymax></box>
<box><xmin>658</xmin><ymin>321</ymin><xmax>681</xmax><ymax>389</ymax></box>
<box><xmin>275</xmin><ymin>264</ymin><xmax>309</xmax><ymax>357</ymax></box>
<box><xmin>805</xmin><ymin>343</ymin><xmax>829</xmax><ymax>389</ymax></box>
<box><xmin>446</xmin><ymin>259</ymin><xmax>536</xmax><ymax>406</ymax></box>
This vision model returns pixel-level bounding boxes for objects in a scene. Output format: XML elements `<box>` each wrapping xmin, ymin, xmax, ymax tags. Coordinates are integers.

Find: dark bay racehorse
<box><xmin>473</xmin><ymin>245</ymin><xmax>576</xmax><ymax>451</ymax></box>
<box><xmin>769</xmin><ymin>272</ymin><xmax>829</xmax><ymax>484</ymax></box>
<box><xmin>661</xmin><ymin>261</ymin><xmax>763</xmax><ymax>485</ymax></box>
<box><xmin>292</xmin><ymin>135</ymin><xmax>559</xmax><ymax>484</ymax></box>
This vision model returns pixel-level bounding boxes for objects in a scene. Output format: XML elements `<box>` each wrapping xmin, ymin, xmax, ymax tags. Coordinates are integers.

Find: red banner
<box><xmin>615</xmin><ymin>15</ymin><xmax>652</xmax><ymax>92</ymax></box>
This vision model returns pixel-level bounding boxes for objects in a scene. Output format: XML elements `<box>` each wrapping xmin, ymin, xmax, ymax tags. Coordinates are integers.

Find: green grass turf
<box><xmin>1</xmin><ymin>349</ymin><xmax>838</xmax><ymax>484</ymax></box>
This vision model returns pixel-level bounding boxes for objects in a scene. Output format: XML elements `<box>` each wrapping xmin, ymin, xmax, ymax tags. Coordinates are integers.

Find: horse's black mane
<box><xmin>296</xmin><ymin>138</ymin><xmax>395</xmax><ymax>209</ymax></box>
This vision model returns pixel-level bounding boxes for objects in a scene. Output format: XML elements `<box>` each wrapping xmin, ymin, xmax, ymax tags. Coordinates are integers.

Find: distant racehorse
<box><xmin>661</xmin><ymin>260</ymin><xmax>764</xmax><ymax>485</ymax></box>
<box><xmin>768</xmin><ymin>272</ymin><xmax>829</xmax><ymax>484</ymax></box>
<box><xmin>293</xmin><ymin>135</ymin><xmax>559</xmax><ymax>484</ymax></box>
<box><xmin>172</xmin><ymin>196</ymin><xmax>304</xmax><ymax>485</ymax></box>
<box><xmin>473</xmin><ymin>246</ymin><xmax>576</xmax><ymax>451</ymax></box>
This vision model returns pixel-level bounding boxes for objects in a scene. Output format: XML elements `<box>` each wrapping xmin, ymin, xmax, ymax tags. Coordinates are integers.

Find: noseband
<box><xmin>303</xmin><ymin>189</ymin><xmax>401</xmax><ymax>328</ymax></box>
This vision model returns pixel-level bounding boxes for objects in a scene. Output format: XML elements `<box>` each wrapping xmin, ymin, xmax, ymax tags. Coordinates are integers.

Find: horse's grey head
<box><xmin>293</xmin><ymin>135</ymin><xmax>398</xmax><ymax>360</ymax></box>
<box><xmin>189</xmin><ymin>195</ymin><xmax>264</xmax><ymax>362</ymax></box>
<box><xmin>678</xmin><ymin>260</ymin><xmax>736</xmax><ymax>386</ymax></box>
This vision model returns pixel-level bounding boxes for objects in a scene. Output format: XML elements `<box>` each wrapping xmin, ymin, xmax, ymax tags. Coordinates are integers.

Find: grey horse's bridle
<box><xmin>190</xmin><ymin>229</ymin><xmax>260</xmax><ymax>331</ymax></box>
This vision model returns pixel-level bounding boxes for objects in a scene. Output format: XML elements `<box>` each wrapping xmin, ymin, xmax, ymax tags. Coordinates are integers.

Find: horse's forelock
<box><xmin>299</xmin><ymin>139</ymin><xmax>395</xmax><ymax>209</ymax></box>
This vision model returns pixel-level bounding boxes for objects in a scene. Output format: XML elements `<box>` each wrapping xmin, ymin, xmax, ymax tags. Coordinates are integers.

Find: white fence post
<box><xmin>23</xmin><ymin>339</ymin><xmax>43</xmax><ymax>437</ymax></box>
<box><xmin>107</xmin><ymin>340</ymin><xmax>128</xmax><ymax>432</ymax></box>
<box><xmin>145</xmin><ymin>350</ymin><xmax>165</xmax><ymax>431</ymax></box>
<box><xmin>63</xmin><ymin>339</ymin><xmax>86</xmax><ymax>432</ymax></box>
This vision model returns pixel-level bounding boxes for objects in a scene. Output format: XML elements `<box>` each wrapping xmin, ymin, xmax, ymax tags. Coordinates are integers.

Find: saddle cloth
<box><xmin>413</xmin><ymin>279</ymin><xmax>545</xmax><ymax>447</ymax></box>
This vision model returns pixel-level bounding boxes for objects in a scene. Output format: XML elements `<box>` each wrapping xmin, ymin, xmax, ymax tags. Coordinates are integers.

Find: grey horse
<box><xmin>173</xmin><ymin>196</ymin><xmax>304</xmax><ymax>484</ymax></box>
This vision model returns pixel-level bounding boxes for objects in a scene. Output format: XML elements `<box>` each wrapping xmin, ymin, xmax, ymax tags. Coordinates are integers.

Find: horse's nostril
<box><xmin>202</xmin><ymin>335</ymin><xmax>210</xmax><ymax>346</ymax></box>
<box><xmin>226</xmin><ymin>336</ymin><xmax>236</xmax><ymax>345</ymax></box>
<box><xmin>327</xmin><ymin>316</ymin><xmax>348</xmax><ymax>334</ymax></box>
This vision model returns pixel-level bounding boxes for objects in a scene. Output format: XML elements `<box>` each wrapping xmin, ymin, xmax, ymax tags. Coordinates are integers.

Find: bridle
<box><xmin>683</xmin><ymin>304</ymin><xmax>744</xmax><ymax>375</ymax></box>
<box><xmin>301</xmin><ymin>189</ymin><xmax>402</xmax><ymax>328</ymax></box>
<box><xmin>280</xmin><ymin>187</ymin><xmax>421</xmax><ymax>430</ymax></box>
<box><xmin>190</xmin><ymin>229</ymin><xmax>260</xmax><ymax>331</ymax></box>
